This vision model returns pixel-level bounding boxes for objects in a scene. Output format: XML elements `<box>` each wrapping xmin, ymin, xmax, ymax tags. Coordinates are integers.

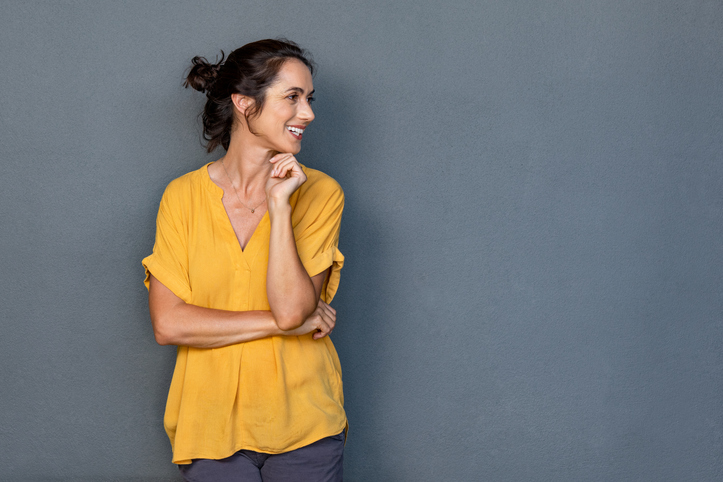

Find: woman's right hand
<box><xmin>285</xmin><ymin>299</ymin><xmax>337</xmax><ymax>339</ymax></box>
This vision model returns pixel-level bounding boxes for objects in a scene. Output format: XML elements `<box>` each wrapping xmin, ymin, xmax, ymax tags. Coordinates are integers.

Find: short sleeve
<box><xmin>294</xmin><ymin>177</ymin><xmax>345</xmax><ymax>303</ymax></box>
<box><xmin>141</xmin><ymin>182</ymin><xmax>192</xmax><ymax>302</ymax></box>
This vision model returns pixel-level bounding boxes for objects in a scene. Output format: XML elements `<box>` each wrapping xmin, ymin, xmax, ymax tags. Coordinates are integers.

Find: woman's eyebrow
<box><xmin>284</xmin><ymin>87</ymin><xmax>315</xmax><ymax>95</ymax></box>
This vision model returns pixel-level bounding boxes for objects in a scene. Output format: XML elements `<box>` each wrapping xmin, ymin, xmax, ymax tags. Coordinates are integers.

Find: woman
<box><xmin>142</xmin><ymin>39</ymin><xmax>347</xmax><ymax>481</ymax></box>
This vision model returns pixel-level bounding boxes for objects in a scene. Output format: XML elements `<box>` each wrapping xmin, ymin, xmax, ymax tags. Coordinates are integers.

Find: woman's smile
<box><xmin>286</xmin><ymin>125</ymin><xmax>306</xmax><ymax>140</ymax></box>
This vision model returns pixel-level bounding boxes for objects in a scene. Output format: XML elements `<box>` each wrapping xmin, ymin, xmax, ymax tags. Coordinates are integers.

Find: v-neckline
<box><xmin>204</xmin><ymin>162</ymin><xmax>270</xmax><ymax>257</ymax></box>
<box><xmin>231</xmin><ymin>209</ymin><xmax>268</xmax><ymax>254</ymax></box>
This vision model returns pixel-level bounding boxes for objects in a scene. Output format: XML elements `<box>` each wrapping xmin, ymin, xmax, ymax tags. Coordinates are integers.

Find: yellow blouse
<box><xmin>142</xmin><ymin>162</ymin><xmax>346</xmax><ymax>464</ymax></box>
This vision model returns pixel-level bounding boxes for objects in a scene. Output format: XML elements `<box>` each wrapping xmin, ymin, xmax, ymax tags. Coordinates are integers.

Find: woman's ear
<box><xmin>231</xmin><ymin>93</ymin><xmax>252</xmax><ymax>115</ymax></box>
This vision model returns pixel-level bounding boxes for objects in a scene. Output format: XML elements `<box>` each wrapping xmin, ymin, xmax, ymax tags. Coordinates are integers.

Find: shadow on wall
<box><xmin>303</xmin><ymin>71</ymin><xmax>395</xmax><ymax>480</ymax></box>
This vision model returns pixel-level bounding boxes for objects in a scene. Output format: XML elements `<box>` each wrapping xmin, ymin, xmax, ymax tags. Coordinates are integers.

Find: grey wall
<box><xmin>1</xmin><ymin>0</ymin><xmax>722</xmax><ymax>480</ymax></box>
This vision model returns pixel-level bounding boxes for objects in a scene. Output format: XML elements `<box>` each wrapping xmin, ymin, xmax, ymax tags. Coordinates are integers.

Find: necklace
<box><xmin>220</xmin><ymin>159</ymin><xmax>267</xmax><ymax>214</ymax></box>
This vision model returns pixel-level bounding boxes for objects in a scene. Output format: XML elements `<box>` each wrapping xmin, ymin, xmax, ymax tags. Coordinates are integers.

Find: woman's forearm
<box><xmin>266</xmin><ymin>201</ymin><xmax>318</xmax><ymax>330</ymax></box>
<box><xmin>154</xmin><ymin>304</ymin><xmax>284</xmax><ymax>348</ymax></box>
<box><xmin>150</xmin><ymin>274</ymin><xmax>288</xmax><ymax>348</ymax></box>
<box><xmin>149</xmin><ymin>275</ymin><xmax>334</xmax><ymax>348</ymax></box>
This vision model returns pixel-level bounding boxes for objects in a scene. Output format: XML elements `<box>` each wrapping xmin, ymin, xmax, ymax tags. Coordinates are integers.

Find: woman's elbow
<box><xmin>151</xmin><ymin>313</ymin><xmax>176</xmax><ymax>346</ymax></box>
<box><xmin>274</xmin><ymin>313</ymin><xmax>305</xmax><ymax>331</ymax></box>
<box><xmin>153</xmin><ymin>329</ymin><xmax>172</xmax><ymax>346</ymax></box>
<box><xmin>269</xmin><ymin>297</ymin><xmax>316</xmax><ymax>330</ymax></box>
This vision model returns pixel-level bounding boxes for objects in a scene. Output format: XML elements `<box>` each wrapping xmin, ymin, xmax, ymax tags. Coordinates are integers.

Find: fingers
<box><xmin>269</xmin><ymin>154</ymin><xmax>304</xmax><ymax>180</ymax></box>
<box><xmin>272</xmin><ymin>159</ymin><xmax>298</xmax><ymax>179</ymax></box>
<box><xmin>269</xmin><ymin>153</ymin><xmax>291</xmax><ymax>164</ymax></box>
<box><xmin>317</xmin><ymin>301</ymin><xmax>337</xmax><ymax>328</ymax></box>
<box><xmin>312</xmin><ymin>314</ymin><xmax>333</xmax><ymax>339</ymax></box>
<box><xmin>270</xmin><ymin>154</ymin><xmax>293</xmax><ymax>177</ymax></box>
<box><xmin>312</xmin><ymin>303</ymin><xmax>337</xmax><ymax>340</ymax></box>
<box><xmin>317</xmin><ymin>300</ymin><xmax>337</xmax><ymax>319</ymax></box>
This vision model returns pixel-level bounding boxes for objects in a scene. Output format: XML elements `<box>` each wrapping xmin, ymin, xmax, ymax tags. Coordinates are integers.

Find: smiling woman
<box><xmin>141</xmin><ymin>39</ymin><xmax>346</xmax><ymax>482</ymax></box>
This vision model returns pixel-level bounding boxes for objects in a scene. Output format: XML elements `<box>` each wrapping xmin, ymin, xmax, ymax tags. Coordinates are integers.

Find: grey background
<box><xmin>1</xmin><ymin>0</ymin><xmax>722</xmax><ymax>480</ymax></box>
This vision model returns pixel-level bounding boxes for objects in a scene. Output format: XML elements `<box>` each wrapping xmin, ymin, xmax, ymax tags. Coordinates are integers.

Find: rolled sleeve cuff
<box><xmin>142</xmin><ymin>255</ymin><xmax>192</xmax><ymax>303</ymax></box>
<box><xmin>300</xmin><ymin>246</ymin><xmax>345</xmax><ymax>303</ymax></box>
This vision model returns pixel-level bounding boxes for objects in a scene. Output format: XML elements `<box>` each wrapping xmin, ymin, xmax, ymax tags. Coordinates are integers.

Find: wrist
<box><xmin>267</xmin><ymin>198</ymin><xmax>292</xmax><ymax>218</ymax></box>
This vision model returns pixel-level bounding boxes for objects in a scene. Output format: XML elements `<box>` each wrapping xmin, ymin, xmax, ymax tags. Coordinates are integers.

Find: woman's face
<box><xmin>244</xmin><ymin>59</ymin><xmax>315</xmax><ymax>155</ymax></box>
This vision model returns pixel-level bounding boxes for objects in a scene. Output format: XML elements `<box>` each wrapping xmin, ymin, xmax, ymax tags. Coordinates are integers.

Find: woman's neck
<box><xmin>220</xmin><ymin>135</ymin><xmax>276</xmax><ymax>195</ymax></box>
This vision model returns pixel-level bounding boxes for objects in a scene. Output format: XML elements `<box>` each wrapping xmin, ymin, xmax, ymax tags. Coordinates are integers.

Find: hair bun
<box><xmin>184</xmin><ymin>53</ymin><xmax>224</xmax><ymax>93</ymax></box>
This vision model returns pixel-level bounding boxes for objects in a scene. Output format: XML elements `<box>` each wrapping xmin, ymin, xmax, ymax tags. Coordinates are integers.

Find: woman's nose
<box><xmin>298</xmin><ymin>101</ymin><xmax>315</xmax><ymax>122</ymax></box>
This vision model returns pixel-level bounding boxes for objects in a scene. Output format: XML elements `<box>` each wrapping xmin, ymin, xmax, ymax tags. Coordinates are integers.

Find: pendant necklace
<box><xmin>221</xmin><ymin>159</ymin><xmax>266</xmax><ymax>214</ymax></box>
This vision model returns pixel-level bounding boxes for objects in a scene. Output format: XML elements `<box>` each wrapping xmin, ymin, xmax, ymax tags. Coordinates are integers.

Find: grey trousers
<box><xmin>178</xmin><ymin>431</ymin><xmax>345</xmax><ymax>482</ymax></box>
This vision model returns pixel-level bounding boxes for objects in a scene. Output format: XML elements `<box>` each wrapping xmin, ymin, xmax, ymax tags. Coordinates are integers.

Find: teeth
<box><xmin>286</xmin><ymin>126</ymin><xmax>304</xmax><ymax>135</ymax></box>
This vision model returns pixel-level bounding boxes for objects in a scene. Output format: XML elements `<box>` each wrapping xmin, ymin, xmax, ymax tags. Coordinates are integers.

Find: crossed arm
<box><xmin>148</xmin><ymin>267</ymin><xmax>335</xmax><ymax>349</ymax></box>
<box><xmin>149</xmin><ymin>273</ymin><xmax>280</xmax><ymax>348</ymax></box>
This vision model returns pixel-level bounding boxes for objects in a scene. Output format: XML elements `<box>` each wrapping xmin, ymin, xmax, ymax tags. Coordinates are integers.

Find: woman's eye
<box><xmin>287</xmin><ymin>94</ymin><xmax>298</xmax><ymax>101</ymax></box>
<box><xmin>307</xmin><ymin>96</ymin><xmax>315</xmax><ymax>105</ymax></box>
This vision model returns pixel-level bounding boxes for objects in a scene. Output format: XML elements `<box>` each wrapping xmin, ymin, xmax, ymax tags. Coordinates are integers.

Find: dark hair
<box><xmin>184</xmin><ymin>38</ymin><xmax>315</xmax><ymax>153</ymax></box>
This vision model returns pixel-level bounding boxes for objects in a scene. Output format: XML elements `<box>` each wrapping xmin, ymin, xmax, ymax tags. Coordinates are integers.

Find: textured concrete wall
<box><xmin>1</xmin><ymin>1</ymin><xmax>722</xmax><ymax>480</ymax></box>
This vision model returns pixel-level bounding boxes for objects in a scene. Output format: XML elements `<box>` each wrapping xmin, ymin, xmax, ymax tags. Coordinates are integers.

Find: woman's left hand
<box><xmin>265</xmin><ymin>153</ymin><xmax>307</xmax><ymax>204</ymax></box>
